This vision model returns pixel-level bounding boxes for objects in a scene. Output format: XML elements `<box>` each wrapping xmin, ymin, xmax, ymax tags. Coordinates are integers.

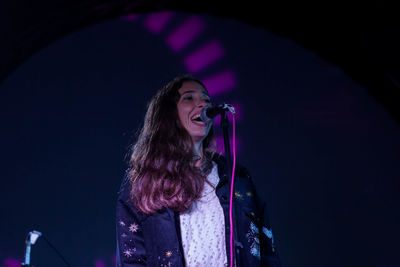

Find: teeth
<box><xmin>191</xmin><ymin>114</ymin><xmax>204</xmax><ymax>123</ymax></box>
<box><xmin>191</xmin><ymin>114</ymin><xmax>200</xmax><ymax>120</ymax></box>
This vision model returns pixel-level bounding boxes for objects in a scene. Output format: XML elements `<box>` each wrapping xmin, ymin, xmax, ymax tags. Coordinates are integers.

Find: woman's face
<box><xmin>177</xmin><ymin>81</ymin><xmax>213</xmax><ymax>144</ymax></box>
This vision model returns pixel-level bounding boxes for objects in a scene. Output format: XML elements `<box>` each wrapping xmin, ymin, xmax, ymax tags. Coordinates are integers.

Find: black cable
<box><xmin>40</xmin><ymin>234</ymin><xmax>72</xmax><ymax>267</ymax></box>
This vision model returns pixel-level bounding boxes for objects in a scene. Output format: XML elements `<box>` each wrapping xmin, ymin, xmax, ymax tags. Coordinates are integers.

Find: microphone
<box><xmin>200</xmin><ymin>103</ymin><xmax>235</xmax><ymax>123</ymax></box>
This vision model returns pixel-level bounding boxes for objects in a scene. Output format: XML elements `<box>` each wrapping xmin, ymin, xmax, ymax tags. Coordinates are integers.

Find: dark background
<box><xmin>0</xmin><ymin>1</ymin><xmax>399</xmax><ymax>267</ymax></box>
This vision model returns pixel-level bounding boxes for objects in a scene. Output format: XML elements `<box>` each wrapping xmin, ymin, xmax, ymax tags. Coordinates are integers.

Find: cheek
<box><xmin>177</xmin><ymin>104</ymin><xmax>189</xmax><ymax>124</ymax></box>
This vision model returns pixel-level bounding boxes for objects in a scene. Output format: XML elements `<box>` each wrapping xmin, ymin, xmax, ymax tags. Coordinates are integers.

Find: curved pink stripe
<box><xmin>184</xmin><ymin>40</ymin><xmax>224</xmax><ymax>73</ymax></box>
<box><xmin>166</xmin><ymin>16</ymin><xmax>205</xmax><ymax>52</ymax></box>
<box><xmin>202</xmin><ymin>70</ymin><xmax>236</xmax><ymax>96</ymax></box>
<box><xmin>144</xmin><ymin>12</ymin><xmax>174</xmax><ymax>34</ymax></box>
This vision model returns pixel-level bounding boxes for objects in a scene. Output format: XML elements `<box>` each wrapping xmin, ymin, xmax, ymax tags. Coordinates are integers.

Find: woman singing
<box><xmin>116</xmin><ymin>75</ymin><xmax>281</xmax><ymax>267</ymax></box>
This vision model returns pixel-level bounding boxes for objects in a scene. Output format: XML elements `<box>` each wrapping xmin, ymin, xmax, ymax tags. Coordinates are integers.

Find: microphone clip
<box><xmin>220</xmin><ymin>103</ymin><xmax>235</xmax><ymax>114</ymax></box>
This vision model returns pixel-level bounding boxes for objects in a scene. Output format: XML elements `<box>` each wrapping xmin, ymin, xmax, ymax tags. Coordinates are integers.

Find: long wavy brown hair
<box><xmin>128</xmin><ymin>75</ymin><xmax>216</xmax><ymax>214</ymax></box>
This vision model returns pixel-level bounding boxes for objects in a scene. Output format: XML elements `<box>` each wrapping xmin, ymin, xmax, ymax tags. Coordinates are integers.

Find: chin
<box><xmin>190</xmin><ymin>133</ymin><xmax>207</xmax><ymax>143</ymax></box>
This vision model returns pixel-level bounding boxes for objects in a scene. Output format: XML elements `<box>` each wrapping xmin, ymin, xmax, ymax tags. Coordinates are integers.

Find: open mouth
<box><xmin>191</xmin><ymin>113</ymin><xmax>205</xmax><ymax>125</ymax></box>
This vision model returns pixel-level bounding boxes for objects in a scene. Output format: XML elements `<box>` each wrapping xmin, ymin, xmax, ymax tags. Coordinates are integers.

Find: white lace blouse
<box><xmin>179</xmin><ymin>162</ymin><xmax>227</xmax><ymax>267</ymax></box>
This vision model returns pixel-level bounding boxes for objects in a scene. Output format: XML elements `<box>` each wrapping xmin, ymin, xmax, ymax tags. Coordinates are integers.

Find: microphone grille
<box><xmin>200</xmin><ymin>106</ymin><xmax>212</xmax><ymax>123</ymax></box>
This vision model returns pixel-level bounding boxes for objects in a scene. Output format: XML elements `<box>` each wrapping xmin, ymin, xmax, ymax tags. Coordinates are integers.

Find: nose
<box><xmin>197</xmin><ymin>98</ymin><xmax>208</xmax><ymax>108</ymax></box>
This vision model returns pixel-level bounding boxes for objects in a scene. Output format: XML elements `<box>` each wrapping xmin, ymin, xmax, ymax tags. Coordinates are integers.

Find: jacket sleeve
<box><xmin>116</xmin><ymin>176</ymin><xmax>147</xmax><ymax>266</ymax></box>
<box><xmin>237</xmin><ymin>163</ymin><xmax>282</xmax><ymax>267</ymax></box>
<box><xmin>259</xmin><ymin>201</ymin><xmax>281</xmax><ymax>267</ymax></box>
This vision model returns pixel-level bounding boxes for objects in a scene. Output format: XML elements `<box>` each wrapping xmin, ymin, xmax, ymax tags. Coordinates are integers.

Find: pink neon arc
<box><xmin>94</xmin><ymin>260</ymin><xmax>106</xmax><ymax>267</ymax></box>
<box><xmin>202</xmin><ymin>70</ymin><xmax>237</xmax><ymax>97</ymax></box>
<box><xmin>184</xmin><ymin>40</ymin><xmax>224</xmax><ymax>73</ymax></box>
<box><xmin>166</xmin><ymin>16</ymin><xmax>205</xmax><ymax>52</ymax></box>
<box><xmin>214</xmin><ymin>103</ymin><xmax>242</xmax><ymax>125</ymax></box>
<box><xmin>144</xmin><ymin>12</ymin><xmax>174</xmax><ymax>34</ymax></box>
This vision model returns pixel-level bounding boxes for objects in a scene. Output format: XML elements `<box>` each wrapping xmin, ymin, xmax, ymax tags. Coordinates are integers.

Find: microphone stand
<box><xmin>22</xmin><ymin>230</ymin><xmax>42</xmax><ymax>267</ymax></box>
<box><xmin>21</xmin><ymin>230</ymin><xmax>71</xmax><ymax>267</ymax></box>
<box><xmin>221</xmin><ymin>111</ymin><xmax>241</xmax><ymax>267</ymax></box>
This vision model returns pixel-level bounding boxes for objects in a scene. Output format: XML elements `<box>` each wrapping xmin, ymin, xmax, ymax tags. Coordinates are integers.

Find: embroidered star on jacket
<box><xmin>235</xmin><ymin>191</ymin><xmax>244</xmax><ymax>199</ymax></box>
<box><xmin>123</xmin><ymin>248</ymin><xmax>137</xmax><ymax>258</ymax></box>
<box><xmin>119</xmin><ymin>220</ymin><xmax>126</xmax><ymax>226</ymax></box>
<box><xmin>123</xmin><ymin>249</ymin><xmax>133</xmax><ymax>257</ymax></box>
<box><xmin>129</xmin><ymin>223</ymin><xmax>139</xmax><ymax>233</ymax></box>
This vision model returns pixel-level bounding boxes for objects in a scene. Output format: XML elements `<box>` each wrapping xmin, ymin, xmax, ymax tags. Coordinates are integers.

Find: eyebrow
<box><xmin>180</xmin><ymin>90</ymin><xmax>196</xmax><ymax>95</ymax></box>
<box><xmin>180</xmin><ymin>90</ymin><xmax>210</xmax><ymax>97</ymax></box>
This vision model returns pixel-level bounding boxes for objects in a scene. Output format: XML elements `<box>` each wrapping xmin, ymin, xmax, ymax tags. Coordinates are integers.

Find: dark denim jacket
<box><xmin>116</xmin><ymin>154</ymin><xmax>281</xmax><ymax>267</ymax></box>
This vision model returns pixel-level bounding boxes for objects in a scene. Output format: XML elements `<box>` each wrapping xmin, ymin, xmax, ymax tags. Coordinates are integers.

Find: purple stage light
<box><xmin>3</xmin><ymin>258</ymin><xmax>20</xmax><ymax>267</ymax></box>
<box><xmin>94</xmin><ymin>260</ymin><xmax>106</xmax><ymax>267</ymax></box>
<box><xmin>184</xmin><ymin>40</ymin><xmax>224</xmax><ymax>73</ymax></box>
<box><xmin>202</xmin><ymin>70</ymin><xmax>236</xmax><ymax>97</ymax></box>
<box><xmin>144</xmin><ymin>12</ymin><xmax>174</xmax><ymax>34</ymax></box>
<box><xmin>166</xmin><ymin>16</ymin><xmax>205</xmax><ymax>52</ymax></box>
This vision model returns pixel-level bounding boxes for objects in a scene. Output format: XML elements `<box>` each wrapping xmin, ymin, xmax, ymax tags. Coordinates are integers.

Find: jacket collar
<box><xmin>212</xmin><ymin>153</ymin><xmax>230</xmax><ymax>187</ymax></box>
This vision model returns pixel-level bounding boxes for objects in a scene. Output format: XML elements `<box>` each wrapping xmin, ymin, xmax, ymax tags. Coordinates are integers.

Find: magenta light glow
<box><xmin>184</xmin><ymin>40</ymin><xmax>224</xmax><ymax>73</ymax></box>
<box><xmin>144</xmin><ymin>12</ymin><xmax>174</xmax><ymax>34</ymax></box>
<box><xmin>94</xmin><ymin>260</ymin><xmax>106</xmax><ymax>267</ymax></box>
<box><xmin>3</xmin><ymin>258</ymin><xmax>20</xmax><ymax>267</ymax></box>
<box><xmin>166</xmin><ymin>16</ymin><xmax>205</xmax><ymax>52</ymax></box>
<box><xmin>202</xmin><ymin>70</ymin><xmax>236</xmax><ymax>97</ymax></box>
<box><xmin>215</xmin><ymin>136</ymin><xmax>241</xmax><ymax>155</ymax></box>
